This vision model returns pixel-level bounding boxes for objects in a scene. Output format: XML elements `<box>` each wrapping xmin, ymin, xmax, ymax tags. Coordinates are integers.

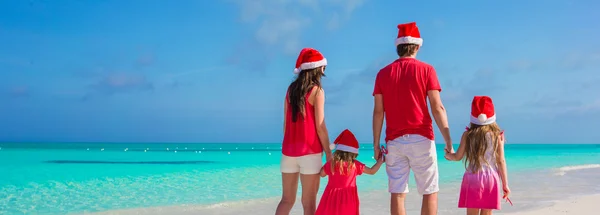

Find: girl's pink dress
<box><xmin>458</xmin><ymin>133</ymin><xmax>502</xmax><ymax>210</ymax></box>
<box><xmin>315</xmin><ymin>160</ymin><xmax>365</xmax><ymax>215</ymax></box>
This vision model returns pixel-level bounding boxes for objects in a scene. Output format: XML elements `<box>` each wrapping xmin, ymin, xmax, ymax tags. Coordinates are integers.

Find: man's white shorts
<box><xmin>386</xmin><ymin>134</ymin><xmax>439</xmax><ymax>195</ymax></box>
<box><xmin>280</xmin><ymin>153</ymin><xmax>322</xmax><ymax>175</ymax></box>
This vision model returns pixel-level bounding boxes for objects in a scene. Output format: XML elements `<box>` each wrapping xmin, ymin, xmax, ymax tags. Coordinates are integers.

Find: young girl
<box><xmin>315</xmin><ymin>129</ymin><xmax>384</xmax><ymax>215</ymax></box>
<box><xmin>445</xmin><ymin>96</ymin><xmax>511</xmax><ymax>215</ymax></box>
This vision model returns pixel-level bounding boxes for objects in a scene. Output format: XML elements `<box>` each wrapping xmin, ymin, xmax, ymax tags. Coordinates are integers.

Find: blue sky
<box><xmin>1</xmin><ymin>0</ymin><xmax>599</xmax><ymax>144</ymax></box>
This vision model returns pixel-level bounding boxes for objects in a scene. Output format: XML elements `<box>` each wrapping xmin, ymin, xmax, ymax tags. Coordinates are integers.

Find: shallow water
<box><xmin>0</xmin><ymin>143</ymin><xmax>599</xmax><ymax>214</ymax></box>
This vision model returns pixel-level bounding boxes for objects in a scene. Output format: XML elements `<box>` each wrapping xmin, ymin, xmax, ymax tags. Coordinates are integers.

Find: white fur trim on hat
<box><xmin>470</xmin><ymin>114</ymin><xmax>496</xmax><ymax>125</ymax></box>
<box><xmin>293</xmin><ymin>58</ymin><xmax>327</xmax><ymax>74</ymax></box>
<box><xmin>334</xmin><ymin>144</ymin><xmax>359</xmax><ymax>154</ymax></box>
<box><xmin>329</xmin><ymin>144</ymin><xmax>335</xmax><ymax>151</ymax></box>
<box><xmin>395</xmin><ymin>36</ymin><xmax>423</xmax><ymax>46</ymax></box>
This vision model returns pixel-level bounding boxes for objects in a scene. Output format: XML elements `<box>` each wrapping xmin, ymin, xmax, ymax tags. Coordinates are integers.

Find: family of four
<box><xmin>275</xmin><ymin>22</ymin><xmax>511</xmax><ymax>215</ymax></box>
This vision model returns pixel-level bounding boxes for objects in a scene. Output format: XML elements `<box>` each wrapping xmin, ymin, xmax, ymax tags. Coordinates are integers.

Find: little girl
<box><xmin>445</xmin><ymin>96</ymin><xmax>511</xmax><ymax>215</ymax></box>
<box><xmin>315</xmin><ymin>129</ymin><xmax>384</xmax><ymax>215</ymax></box>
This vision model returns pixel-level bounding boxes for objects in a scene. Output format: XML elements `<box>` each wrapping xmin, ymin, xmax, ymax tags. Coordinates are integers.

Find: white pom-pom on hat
<box><xmin>477</xmin><ymin>114</ymin><xmax>487</xmax><ymax>123</ymax></box>
<box><xmin>329</xmin><ymin>144</ymin><xmax>336</xmax><ymax>151</ymax></box>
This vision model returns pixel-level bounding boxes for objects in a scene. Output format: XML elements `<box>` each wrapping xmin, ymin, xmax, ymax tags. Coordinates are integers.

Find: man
<box><xmin>372</xmin><ymin>22</ymin><xmax>453</xmax><ymax>215</ymax></box>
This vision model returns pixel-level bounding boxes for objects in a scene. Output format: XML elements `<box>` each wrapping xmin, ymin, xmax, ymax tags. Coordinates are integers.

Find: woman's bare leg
<box><xmin>275</xmin><ymin>173</ymin><xmax>299</xmax><ymax>215</ymax></box>
<box><xmin>299</xmin><ymin>173</ymin><xmax>320</xmax><ymax>215</ymax></box>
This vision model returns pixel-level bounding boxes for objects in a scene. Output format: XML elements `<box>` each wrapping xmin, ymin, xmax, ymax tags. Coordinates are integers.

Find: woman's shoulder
<box><xmin>310</xmin><ymin>85</ymin><xmax>323</xmax><ymax>95</ymax></box>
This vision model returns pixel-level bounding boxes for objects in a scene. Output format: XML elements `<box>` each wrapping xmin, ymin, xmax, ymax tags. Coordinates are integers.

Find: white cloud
<box><xmin>342</xmin><ymin>0</ymin><xmax>366</xmax><ymax>14</ymax></box>
<box><xmin>325</xmin><ymin>0</ymin><xmax>366</xmax><ymax>31</ymax></box>
<box><xmin>570</xmin><ymin>100</ymin><xmax>600</xmax><ymax>113</ymax></box>
<box><xmin>230</xmin><ymin>0</ymin><xmax>367</xmax><ymax>54</ymax></box>
<box><xmin>327</xmin><ymin>13</ymin><xmax>341</xmax><ymax>31</ymax></box>
<box><xmin>508</xmin><ymin>51</ymin><xmax>600</xmax><ymax>73</ymax></box>
<box><xmin>298</xmin><ymin>0</ymin><xmax>320</xmax><ymax>11</ymax></box>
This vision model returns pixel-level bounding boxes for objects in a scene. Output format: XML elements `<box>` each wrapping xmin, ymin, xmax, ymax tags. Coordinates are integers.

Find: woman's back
<box><xmin>282</xmin><ymin>86</ymin><xmax>322</xmax><ymax>157</ymax></box>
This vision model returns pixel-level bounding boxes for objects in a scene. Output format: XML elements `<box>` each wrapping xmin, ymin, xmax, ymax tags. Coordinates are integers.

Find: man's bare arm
<box><xmin>427</xmin><ymin>90</ymin><xmax>453</xmax><ymax>151</ymax></box>
<box><xmin>372</xmin><ymin>94</ymin><xmax>384</xmax><ymax>160</ymax></box>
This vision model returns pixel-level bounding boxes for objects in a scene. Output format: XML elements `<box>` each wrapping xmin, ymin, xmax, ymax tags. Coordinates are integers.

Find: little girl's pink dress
<box><xmin>459</xmin><ymin>133</ymin><xmax>502</xmax><ymax>210</ymax></box>
<box><xmin>315</xmin><ymin>160</ymin><xmax>365</xmax><ymax>215</ymax></box>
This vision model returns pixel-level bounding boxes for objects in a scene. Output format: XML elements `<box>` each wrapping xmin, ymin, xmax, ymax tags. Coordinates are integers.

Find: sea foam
<box><xmin>555</xmin><ymin>164</ymin><xmax>600</xmax><ymax>176</ymax></box>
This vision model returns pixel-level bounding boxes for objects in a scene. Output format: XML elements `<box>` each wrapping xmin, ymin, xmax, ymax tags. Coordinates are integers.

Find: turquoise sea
<box><xmin>1</xmin><ymin>143</ymin><xmax>600</xmax><ymax>214</ymax></box>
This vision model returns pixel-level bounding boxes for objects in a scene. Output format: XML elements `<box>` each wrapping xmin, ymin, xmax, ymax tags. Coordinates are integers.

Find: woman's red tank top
<box><xmin>282</xmin><ymin>87</ymin><xmax>323</xmax><ymax>157</ymax></box>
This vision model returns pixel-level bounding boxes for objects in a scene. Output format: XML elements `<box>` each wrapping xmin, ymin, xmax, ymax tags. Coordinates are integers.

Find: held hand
<box><xmin>444</xmin><ymin>152</ymin><xmax>456</xmax><ymax>161</ymax></box>
<box><xmin>443</xmin><ymin>153</ymin><xmax>451</xmax><ymax>161</ymax></box>
<box><xmin>373</xmin><ymin>147</ymin><xmax>381</xmax><ymax>161</ymax></box>
<box><xmin>378</xmin><ymin>151</ymin><xmax>385</xmax><ymax>163</ymax></box>
<box><xmin>325</xmin><ymin>152</ymin><xmax>333</xmax><ymax>161</ymax></box>
<box><xmin>444</xmin><ymin>145</ymin><xmax>455</xmax><ymax>154</ymax></box>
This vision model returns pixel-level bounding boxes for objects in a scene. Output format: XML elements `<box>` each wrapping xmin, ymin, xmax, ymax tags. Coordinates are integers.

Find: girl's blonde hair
<box><xmin>464</xmin><ymin>122</ymin><xmax>502</xmax><ymax>173</ymax></box>
<box><xmin>330</xmin><ymin>150</ymin><xmax>358</xmax><ymax>175</ymax></box>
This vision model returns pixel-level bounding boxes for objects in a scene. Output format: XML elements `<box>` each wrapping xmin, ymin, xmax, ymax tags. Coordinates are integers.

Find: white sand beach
<box><xmin>506</xmin><ymin>194</ymin><xmax>600</xmax><ymax>215</ymax></box>
<box><xmin>83</xmin><ymin>194</ymin><xmax>600</xmax><ymax>215</ymax></box>
<box><xmin>82</xmin><ymin>166</ymin><xmax>600</xmax><ymax>215</ymax></box>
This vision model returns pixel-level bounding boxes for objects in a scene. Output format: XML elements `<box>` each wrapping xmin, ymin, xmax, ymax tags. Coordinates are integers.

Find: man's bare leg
<box><xmin>391</xmin><ymin>193</ymin><xmax>407</xmax><ymax>215</ymax></box>
<box><xmin>421</xmin><ymin>192</ymin><xmax>438</xmax><ymax>215</ymax></box>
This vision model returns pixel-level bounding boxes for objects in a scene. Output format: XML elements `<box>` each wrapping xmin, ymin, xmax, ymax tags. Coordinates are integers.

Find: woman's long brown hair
<box><xmin>287</xmin><ymin>67</ymin><xmax>324</xmax><ymax>122</ymax></box>
<box><xmin>464</xmin><ymin>122</ymin><xmax>502</xmax><ymax>173</ymax></box>
<box><xmin>330</xmin><ymin>150</ymin><xmax>358</xmax><ymax>175</ymax></box>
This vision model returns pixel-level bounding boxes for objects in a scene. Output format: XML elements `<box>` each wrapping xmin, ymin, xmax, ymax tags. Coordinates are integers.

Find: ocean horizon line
<box><xmin>1</xmin><ymin>141</ymin><xmax>599</xmax><ymax>145</ymax></box>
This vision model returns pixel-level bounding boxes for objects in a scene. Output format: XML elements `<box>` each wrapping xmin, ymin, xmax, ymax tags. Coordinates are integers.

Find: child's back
<box><xmin>315</xmin><ymin>129</ymin><xmax>384</xmax><ymax>215</ymax></box>
<box><xmin>323</xmin><ymin>160</ymin><xmax>365</xmax><ymax>188</ymax></box>
<box><xmin>446</xmin><ymin>96</ymin><xmax>511</xmax><ymax>215</ymax></box>
<box><xmin>465</xmin><ymin>132</ymin><xmax>498</xmax><ymax>173</ymax></box>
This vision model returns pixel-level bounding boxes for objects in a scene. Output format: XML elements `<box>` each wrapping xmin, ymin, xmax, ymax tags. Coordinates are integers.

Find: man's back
<box><xmin>372</xmin><ymin>57</ymin><xmax>441</xmax><ymax>142</ymax></box>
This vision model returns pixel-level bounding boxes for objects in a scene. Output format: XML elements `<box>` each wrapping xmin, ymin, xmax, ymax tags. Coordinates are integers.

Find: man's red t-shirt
<box><xmin>372</xmin><ymin>58</ymin><xmax>441</xmax><ymax>142</ymax></box>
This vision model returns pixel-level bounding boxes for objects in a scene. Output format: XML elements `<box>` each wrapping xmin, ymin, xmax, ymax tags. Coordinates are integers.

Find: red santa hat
<box><xmin>293</xmin><ymin>48</ymin><xmax>327</xmax><ymax>74</ymax></box>
<box><xmin>395</xmin><ymin>22</ymin><xmax>423</xmax><ymax>47</ymax></box>
<box><xmin>470</xmin><ymin>96</ymin><xmax>496</xmax><ymax>125</ymax></box>
<box><xmin>330</xmin><ymin>129</ymin><xmax>359</xmax><ymax>154</ymax></box>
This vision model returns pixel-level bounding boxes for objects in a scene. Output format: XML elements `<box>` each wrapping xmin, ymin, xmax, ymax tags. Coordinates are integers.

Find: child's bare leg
<box><xmin>466</xmin><ymin>208</ymin><xmax>480</xmax><ymax>215</ymax></box>
<box><xmin>480</xmin><ymin>209</ymin><xmax>492</xmax><ymax>215</ymax></box>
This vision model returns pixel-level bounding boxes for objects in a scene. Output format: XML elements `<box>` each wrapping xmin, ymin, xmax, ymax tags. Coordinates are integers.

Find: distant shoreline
<box><xmin>2</xmin><ymin>142</ymin><xmax>600</xmax><ymax>145</ymax></box>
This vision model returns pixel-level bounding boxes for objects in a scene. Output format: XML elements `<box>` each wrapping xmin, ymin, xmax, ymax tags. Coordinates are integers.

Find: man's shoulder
<box><xmin>411</xmin><ymin>59</ymin><xmax>435</xmax><ymax>70</ymax></box>
<box><xmin>379</xmin><ymin>61</ymin><xmax>395</xmax><ymax>71</ymax></box>
<box><xmin>377</xmin><ymin>58</ymin><xmax>435</xmax><ymax>76</ymax></box>
<box><xmin>377</xmin><ymin>60</ymin><xmax>400</xmax><ymax>74</ymax></box>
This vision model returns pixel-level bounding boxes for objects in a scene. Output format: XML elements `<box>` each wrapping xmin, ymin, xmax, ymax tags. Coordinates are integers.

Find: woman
<box><xmin>276</xmin><ymin>48</ymin><xmax>333</xmax><ymax>215</ymax></box>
